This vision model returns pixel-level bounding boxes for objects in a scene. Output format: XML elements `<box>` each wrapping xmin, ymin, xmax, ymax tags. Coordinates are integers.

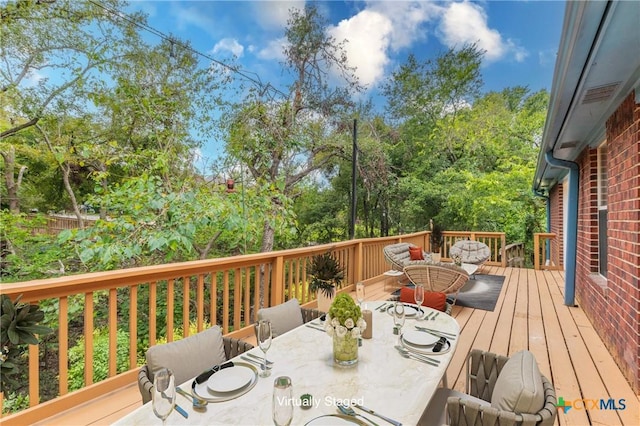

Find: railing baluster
<box><xmin>28</xmin><ymin>339</ymin><xmax>38</xmax><ymax>407</ymax></box>
<box><xmin>233</xmin><ymin>269</ymin><xmax>241</xmax><ymax>330</ymax></box>
<box><xmin>197</xmin><ymin>274</ymin><xmax>205</xmax><ymax>331</ymax></box>
<box><xmin>84</xmin><ymin>292</ymin><xmax>94</xmax><ymax>386</ymax></box>
<box><xmin>129</xmin><ymin>285</ymin><xmax>138</xmax><ymax>370</ymax></box>
<box><xmin>223</xmin><ymin>271</ymin><xmax>230</xmax><ymax>334</ymax></box>
<box><xmin>210</xmin><ymin>274</ymin><xmax>217</xmax><ymax>327</ymax></box>
<box><xmin>108</xmin><ymin>288</ymin><xmax>117</xmax><ymax>377</ymax></box>
<box><xmin>149</xmin><ymin>282</ymin><xmax>157</xmax><ymax>346</ymax></box>
<box><xmin>182</xmin><ymin>276</ymin><xmax>189</xmax><ymax>336</ymax></box>
<box><xmin>167</xmin><ymin>279</ymin><xmax>174</xmax><ymax>342</ymax></box>
<box><xmin>59</xmin><ymin>296</ymin><xmax>69</xmax><ymax>395</ymax></box>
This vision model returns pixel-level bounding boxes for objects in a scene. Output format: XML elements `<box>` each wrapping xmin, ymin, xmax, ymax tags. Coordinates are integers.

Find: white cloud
<box><xmin>212</xmin><ymin>38</ymin><xmax>244</xmax><ymax>58</ymax></box>
<box><xmin>365</xmin><ymin>1</ymin><xmax>439</xmax><ymax>50</ymax></box>
<box><xmin>171</xmin><ymin>4</ymin><xmax>217</xmax><ymax>35</ymax></box>
<box><xmin>325</xmin><ymin>2</ymin><xmax>441</xmax><ymax>87</ymax></box>
<box><xmin>328</xmin><ymin>10</ymin><xmax>393</xmax><ymax>87</ymax></box>
<box><xmin>438</xmin><ymin>1</ymin><xmax>527</xmax><ymax>63</ymax></box>
<box><xmin>257</xmin><ymin>37</ymin><xmax>288</xmax><ymax>61</ymax></box>
<box><xmin>252</xmin><ymin>1</ymin><xmax>305</xmax><ymax>30</ymax></box>
<box><xmin>538</xmin><ymin>48</ymin><xmax>557</xmax><ymax>67</ymax></box>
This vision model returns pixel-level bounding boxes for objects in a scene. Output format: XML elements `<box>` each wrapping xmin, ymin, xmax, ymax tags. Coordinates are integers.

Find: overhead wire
<box><xmin>86</xmin><ymin>0</ymin><xmax>287</xmax><ymax>100</ymax></box>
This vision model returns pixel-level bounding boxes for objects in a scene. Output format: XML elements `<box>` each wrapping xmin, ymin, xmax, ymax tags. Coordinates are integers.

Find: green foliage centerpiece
<box><xmin>324</xmin><ymin>294</ymin><xmax>366</xmax><ymax>366</ymax></box>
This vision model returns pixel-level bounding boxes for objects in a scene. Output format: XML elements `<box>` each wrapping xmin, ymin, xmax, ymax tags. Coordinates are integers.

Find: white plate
<box><xmin>206</xmin><ymin>365</ymin><xmax>254</xmax><ymax>393</ymax></box>
<box><xmin>386</xmin><ymin>303</ymin><xmax>423</xmax><ymax>318</ymax></box>
<box><xmin>401</xmin><ymin>338</ymin><xmax>452</xmax><ymax>355</ymax></box>
<box><xmin>402</xmin><ymin>330</ymin><xmax>439</xmax><ymax>347</ymax></box>
<box><xmin>304</xmin><ymin>414</ymin><xmax>366</xmax><ymax>425</ymax></box>
<box><xmin>192</xmin><ymin>362</ymin><xmax>258</xmax><ymax>402</ymax></box>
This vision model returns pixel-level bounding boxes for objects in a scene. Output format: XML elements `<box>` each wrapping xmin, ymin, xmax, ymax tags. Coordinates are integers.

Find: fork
<box><xmin>337</xmin><ymin>403</ymin><xmax>380</xmax><ymax>426</ymax></box>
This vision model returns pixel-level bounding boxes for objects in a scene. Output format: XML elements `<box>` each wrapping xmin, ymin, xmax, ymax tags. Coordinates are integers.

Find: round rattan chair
<box><xmin>403</xmin><ymin>262</ymin><xmax>469</xmax><ymax>304</ymax></box>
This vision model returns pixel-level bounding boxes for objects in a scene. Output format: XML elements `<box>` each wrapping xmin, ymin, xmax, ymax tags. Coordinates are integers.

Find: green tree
<box><xmin>224</xmin><ymin>5</ymin><xmax>362</xmax><ymax>305</ymax></box>
<box><xmin>0</xmin><ymin>0</ymin><xmax>142</xmax><ymax>214</ymax></box>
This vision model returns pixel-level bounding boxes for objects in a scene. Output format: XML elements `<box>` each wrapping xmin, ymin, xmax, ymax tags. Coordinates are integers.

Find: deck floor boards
<box><xmin>27</xmin><ymin>267</ymin><xmax>639</xmax><ymax>425</ymax></box>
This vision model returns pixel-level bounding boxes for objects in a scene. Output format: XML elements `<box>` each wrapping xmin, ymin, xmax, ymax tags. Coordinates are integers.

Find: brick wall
<box><xmin>575</xmin><ymin>91</ymin><xmax>640</xmax><ymax>393</ymax></box>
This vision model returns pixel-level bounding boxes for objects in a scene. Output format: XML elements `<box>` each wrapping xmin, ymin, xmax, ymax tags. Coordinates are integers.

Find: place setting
<box><xmin>190</xmin><ymin>361</ymin><xmax>259</xmax><ymax>403</ymax></box>
<box><xmin>385</xmin><ymin>302</ymin><xmax>423</xmax><ymax>319</ymax></box>
<box><xmin>400</xmin><ymin>329</ymin><xmax>451</xmax><ymax>356</ymax></box>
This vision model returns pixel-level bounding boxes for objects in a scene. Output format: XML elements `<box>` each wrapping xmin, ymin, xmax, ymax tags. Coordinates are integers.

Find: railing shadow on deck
<box><xmin>0</xmin><ymin>230</ymin><xmax>505</xmax><ymax>423</ymax></box>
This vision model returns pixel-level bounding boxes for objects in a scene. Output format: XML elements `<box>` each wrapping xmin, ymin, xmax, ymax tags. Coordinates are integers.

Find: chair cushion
<box><xmin>399</xmin><ymin>287</ymin><xmax>447</xmax><ymax>311</ymax></box>
<box><xmin>491</xmin><ymin>350</ymin><xmax>545</xmax><ymax>414</ymax></box>
<box><xmin>257</xmin><ymin>298</ymin><xmax>304</xmax><ymax>338</ymax></box>
<box><xmin>146</xmin><ymin>325</ymin><xmax>227</xmax><ymax>386</ymax></box>
<box><xmin>409</xmin><ymin>246</ymin><xmax>425</xmax><ymax>260</ymax></box>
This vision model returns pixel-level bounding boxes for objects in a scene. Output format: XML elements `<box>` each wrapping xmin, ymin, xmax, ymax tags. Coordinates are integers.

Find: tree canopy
<box><xmin>1</xmin><ymin>2</ymin><xmax>547</xmax><ymax>282</ymax></box>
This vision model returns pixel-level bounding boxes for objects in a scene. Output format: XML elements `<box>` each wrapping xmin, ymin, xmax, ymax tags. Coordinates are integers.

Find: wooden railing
<box><xmin>439</xmin><ymin>231</ymin><xmax>506</xmax><ymax>265</ymax></box>
<box><xmin>533</xmin><ymin>233</ymin><xmax>562</xmax><ymax>270</ymax></box>
<box><xmin>0</xmin><ymin>230</ymin><xmax>505</xmax><ymax>423</ymax></box>
<box><xmin>27</xmin><ymin>214</ymin><xmax>97</xmax><ymax>235</ymax></box>
<box><xmin>503</xmin><ymin>242</ymin><xmax>525</xmax><ymax>268</ymax></box>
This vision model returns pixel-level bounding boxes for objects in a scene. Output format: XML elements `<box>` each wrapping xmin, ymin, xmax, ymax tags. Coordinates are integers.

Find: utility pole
<box><xmin>349</xmin><ymin>118</ymin><xmax>357</xmax><ymax>239</ymax></box>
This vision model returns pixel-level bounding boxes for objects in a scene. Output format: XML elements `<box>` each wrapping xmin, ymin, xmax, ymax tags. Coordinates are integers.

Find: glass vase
<box><xmin>332</xmin><ymin>333</ymin><xmax>358</xmax><ymax>366</ymax></box>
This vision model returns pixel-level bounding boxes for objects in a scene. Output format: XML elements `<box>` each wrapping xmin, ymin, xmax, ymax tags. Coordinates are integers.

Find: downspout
<box><xmin>532</xmin><ymin>188</ymin><xmax>551</xmax><ymax>263</ymax></box>
<box><xmin>544</xmin><ymin>151</ymin><xmax>579</xmax><ymax>306</ymax></box>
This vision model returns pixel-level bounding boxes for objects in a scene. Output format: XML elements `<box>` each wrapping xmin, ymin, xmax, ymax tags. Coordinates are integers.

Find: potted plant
<box><xmin>430</xmin><ymin>223</ymin><xmax>444</xmax><ymax>262</ymax></box>
<box><xmin>1</xmin><ymin>295</ymin><xmax>53</xmax><ymax>393</ymax></box>
<box><xmin>307</xmin><ymin>252</ymin><xmax>344</xmax><ymax>312</ymax></box>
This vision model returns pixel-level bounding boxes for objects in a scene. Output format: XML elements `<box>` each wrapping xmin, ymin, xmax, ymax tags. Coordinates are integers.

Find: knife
<box><xmin>305</xmin><ymin>323</ymin><xmax>326</xmax><ymax>332</ymax></box>
<box><xmin>354</xmin><ymin>404</ymin><xmax>402</xmax><ymax>426</ymax></box>
<box><xmin>194</xmin><ymin>361</ymin><xmax>234</xmax><ymax>384</ymax></box>
<box><xmin>241</xmin><ymin>355</ymin><xmax>273</xmax><ymax>370</ymax></box>
<box><xmin>414</xmin><ymin>326</ymin><xmax>456</xmax><ymax>338</ymax></box>
<box><xmin>174</xmin><ymin>403</ymin><xmax>189</xmax><ymax>419</ymax></box>
<box><xmin>245</xmin><ymin>352</ymin><xmax>274</xmax><ymax>365</ymax></box>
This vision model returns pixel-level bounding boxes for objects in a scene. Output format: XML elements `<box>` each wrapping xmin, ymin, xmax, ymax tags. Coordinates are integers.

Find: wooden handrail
<box><xmin>0</xmin><ymin>230</ymin><xmax>505</xmax><ymax>421</ymax></box>
<box><xmin>533</xmin><ymin>233</ymin><xmax>562</xmax><ymax>270</ymax></box>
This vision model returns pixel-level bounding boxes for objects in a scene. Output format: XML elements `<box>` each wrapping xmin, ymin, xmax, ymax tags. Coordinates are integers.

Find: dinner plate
<box><xmin>386</xmin><ymin>303</ymin><xmax>424</xmax><ymax>318</ymax></box>
<box><xmin>304</xmin><ymin>414</ymin><xmax>367</xmax><ymax>425</ymax></box>
<box><xmin>207</xmin><ymin>365</ymin><xmax>254</xmax><ymax>393</ymax></box>
<box><xmin>401</xmin><ymin>330</ymin><xmax>439</xmax><ymax>347</ymax></box>
<box><xmin>192</xmin><ymin>362</ymin><xmax>258</xmax><ymax>402</ymax></box>
<box><xmin>401</xmin><ymin>337</ymin><xmax>452</xmax><ymax>355</ymax></box>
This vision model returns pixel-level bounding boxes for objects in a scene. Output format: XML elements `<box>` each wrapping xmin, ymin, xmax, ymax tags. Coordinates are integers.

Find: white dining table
<box><xmin>114</xmin><ymin>300</ymin><xmax>460</xmax><ymax>425</ymax></box>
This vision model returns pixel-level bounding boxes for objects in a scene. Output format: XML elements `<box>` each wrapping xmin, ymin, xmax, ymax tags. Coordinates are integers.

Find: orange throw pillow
<box><xmin>399</xmin><ymin>287</ymin><xmax>447</xmax><ymax>312</ymax></box>
<box><xmin>408</xmin><ymin>246</ymin><xmax>424</xmax><ymax>260</ymax></box>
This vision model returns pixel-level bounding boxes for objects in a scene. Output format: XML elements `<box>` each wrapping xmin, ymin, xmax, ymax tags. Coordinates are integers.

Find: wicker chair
<box><xmin>420</xmin><ymin>349</ymin><xmax>557</xmax><ymax>426</ymax></box>
<box><xmin>449</xmin><ymin>240</ymin><xmax>491</xmax><ymax>269</ymax></box>
<box><xmin>403</xmin><ymin>262</ymin><xmax>469</xmax><ymax>304</ymax></box>
<box><xmin>137</xmin><ymin>334</ymin><xmax>254</xmax><ymax>404</ymax></box>
<box><xmin>255</xmin><ymin>298</ymin><xmax>324</xmax><ymax>338</ymax></box>
<box><xmin>383</xmin><ymin>242</ymin><xmax>431</xmax><ymax>272</ymax></box>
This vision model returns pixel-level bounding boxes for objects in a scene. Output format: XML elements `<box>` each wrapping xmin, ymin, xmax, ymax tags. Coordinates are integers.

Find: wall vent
<box><xmin>559</xmin><ymin>140</ymin><xmax>579</xmax><ymax>149</ymax></box>
<box><xmin>581</xmin><ymin>82</ymin><xmax>621</xmax><ymax>104</ymax></box>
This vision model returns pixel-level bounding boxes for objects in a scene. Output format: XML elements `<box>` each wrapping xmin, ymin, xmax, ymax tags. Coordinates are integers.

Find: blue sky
<box><xmin>126</xmin><ymin>0</ymin><xmax>566</xmax><ymax>161</ymax></box>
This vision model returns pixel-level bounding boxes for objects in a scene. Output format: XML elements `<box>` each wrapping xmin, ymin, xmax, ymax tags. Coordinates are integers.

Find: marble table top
<box><xmin>114</xmin><ymin>300</ymin><xmax>460</xmax><ymax>425</ymax></box>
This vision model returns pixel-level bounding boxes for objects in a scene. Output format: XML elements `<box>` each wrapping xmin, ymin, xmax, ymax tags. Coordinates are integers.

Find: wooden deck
<box><xmin>35</xmin><ymin>267</ymin><xmax>639</xmax><ymax>425</ymax></box>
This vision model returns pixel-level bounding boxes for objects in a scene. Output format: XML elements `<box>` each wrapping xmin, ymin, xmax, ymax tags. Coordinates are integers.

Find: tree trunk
<box><xmin>257</xmin><ymin>219</ymin><xmax>276</xmax><ymax>308</ymax></box>
<box><xmin>60</xmin><ymin>163</ymin><xmax>84</xmax><ymax>228</ymax></box>
<box><xmin>1</xmin><ymin>146</ymin><xmax>25</xmax><ymax>213</ymax></box>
